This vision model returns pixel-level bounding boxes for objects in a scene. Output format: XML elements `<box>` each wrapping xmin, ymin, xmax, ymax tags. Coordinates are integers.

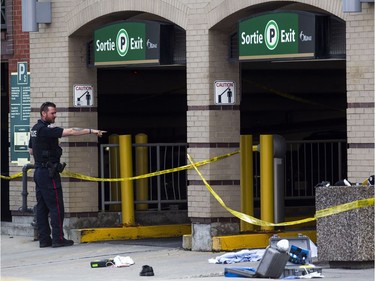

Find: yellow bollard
<box><xmin>240</xmin><ymin>135</ymin><xmax>254</xmax><ymax>232</ymax></box>
<box><xmin>119</xmin><ymin>135</ymin><xmax>135</xmax><ymax>226</ymax></box>
<box><xmin>260</xmin><ymin>135</ymin><xmax>274</xmax><ymax>231</ymax></box>
<box><xmin>109</xmin><ymin>134</ymin><xmax>121</xmax><ymax>211</ymax></box>
<box><xmin>135</xmin><ymin>133</ymin><xmax>149</xmax><ymax>210</ymax></box>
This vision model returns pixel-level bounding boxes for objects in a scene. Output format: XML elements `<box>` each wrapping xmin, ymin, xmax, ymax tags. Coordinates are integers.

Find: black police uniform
<box><xmin>30</xmin><ymin>119</ymin><xmax>68</xmax><ymax>247</ymax></box>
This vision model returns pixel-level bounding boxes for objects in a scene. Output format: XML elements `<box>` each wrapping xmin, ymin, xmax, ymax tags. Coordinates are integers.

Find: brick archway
<box><xmin>206</xmin><ymin>0</ymin><xmax>345</xmax><ymax>30</ymax></box>
<box><xmin>66</xmin><ymin>0</ymin><xmax>189</xmax><ymax>36</ymax></box>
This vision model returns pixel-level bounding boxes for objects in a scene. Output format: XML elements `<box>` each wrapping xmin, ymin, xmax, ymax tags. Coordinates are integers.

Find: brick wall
<box><xmin>345</xmin><ymin>4</ymin><xmax>375</xmax><ymax>182</ymax></box>
<box><xmin>8</xmin><ymin>0</ymin><xmax>29</xmax><ymax>71</ymax></box>
<box><xmin>10</xmin><ymin>0</ymin><xmax>373</xmax><ymax>222</ymax></box>
<box><xmin>9</xmin><ymin>0</ymin><xmax>99</xmax><ymax>214</ymax></box>
<box><xmin>28</xmin><ymin>0</ymin><xmax>100</xmax><ymax>213</ymax></box>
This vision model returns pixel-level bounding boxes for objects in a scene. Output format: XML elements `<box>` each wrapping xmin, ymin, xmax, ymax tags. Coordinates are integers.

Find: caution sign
<box><xmin>214</xmin><ymin>81</ymin><xmax>236</xmax><ymax>105</ymax></box>
<box><xmin>74</xmin><ymin>85</ymin><xmax>94</xmax><ymax>107</ymax></box>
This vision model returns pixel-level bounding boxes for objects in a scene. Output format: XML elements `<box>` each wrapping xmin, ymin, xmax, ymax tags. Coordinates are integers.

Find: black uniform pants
<box><xmin>34</xmin><ymin>167</ymin><xmax>65</xmax><ymax>245</ymax></box>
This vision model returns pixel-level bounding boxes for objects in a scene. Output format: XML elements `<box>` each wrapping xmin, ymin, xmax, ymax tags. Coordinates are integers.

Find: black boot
<box><xmin>52</xmin><ymin>238</ymin><xmax>74</xmax><ymax>248</ymax></box>
<box><xmin>140</xmin><ymin>265</ymin><xmax>154</xmax><ymax>276</ymax></box>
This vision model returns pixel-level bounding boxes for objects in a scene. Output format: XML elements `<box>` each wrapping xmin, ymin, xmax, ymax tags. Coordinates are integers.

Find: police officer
<box><xmin>30</xmin><ymin>102</ymin><xmax>106</xmax><ymax>248</ymax></box>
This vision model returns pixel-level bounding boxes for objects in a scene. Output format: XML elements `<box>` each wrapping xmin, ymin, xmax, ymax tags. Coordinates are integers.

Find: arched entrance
<box><xmin>208</xmin><ymin>0</ymin><xmax>347</xmax><ymax>224</ymax></box>
<box><xmin>68</xmin><ymin>9</ymin><xmax>188</xmax><ymax>214</ymax></box>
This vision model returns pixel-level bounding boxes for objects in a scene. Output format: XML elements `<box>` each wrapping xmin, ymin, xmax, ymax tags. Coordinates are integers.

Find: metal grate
<box><xmin>100</xmin><ymin>143</ymin><xmax>188</xmax><ymax>212</ymax></box>
<box><xmin>253</xmin><ymin>139</ymin><xmax>347</xmax><ymax>200</ymax></box>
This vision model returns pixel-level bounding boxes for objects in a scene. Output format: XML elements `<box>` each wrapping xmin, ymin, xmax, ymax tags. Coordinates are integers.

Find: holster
<box><xmin>48</xmin><ymin>162</ymin><xmax>66</xmax><ymax>178</ymax></box>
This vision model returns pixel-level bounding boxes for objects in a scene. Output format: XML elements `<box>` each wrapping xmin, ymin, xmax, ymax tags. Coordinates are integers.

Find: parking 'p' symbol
<box><xmin>116</xmin><ymin>29</ymin><xmax>129</xmax><ymax>57</ymax></box>
<box><xmin>17</xmin><ymin>62</ymin><xmax>28</xmax><ymax>84</ymax></box>
<box><xmin>265</xmin><ymin>20</ymin><xmax>279</xmax><ymax>50</ymax></box>
<box><xmin>121</xmin><ymin>37</ymin><xmax>126</xmax><ymax>49</ymax></box>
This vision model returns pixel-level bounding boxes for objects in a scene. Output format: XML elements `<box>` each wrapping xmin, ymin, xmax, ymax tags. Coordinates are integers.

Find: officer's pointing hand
<box><xmin>98</xmin><ymin>130</ymin><xmax>107</xmax><ymax>137</ymax></box>
<box><xmin>91</xmin><ymin>129</ymin><xmax>107</xmax><ymax>137</ymax></box>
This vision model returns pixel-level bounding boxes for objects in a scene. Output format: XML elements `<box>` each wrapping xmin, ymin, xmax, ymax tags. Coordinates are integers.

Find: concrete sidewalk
<box><xmin>1</xmin><ymin>235</ymin><xmax>373</xmax><ymax>281</ymax></box>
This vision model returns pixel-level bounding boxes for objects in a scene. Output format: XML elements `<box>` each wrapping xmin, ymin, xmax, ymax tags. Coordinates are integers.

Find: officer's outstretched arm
<box><xmin>62</xmin><ymin>128</ymin><xmax>107</xmax><ymax>137</ymax></box>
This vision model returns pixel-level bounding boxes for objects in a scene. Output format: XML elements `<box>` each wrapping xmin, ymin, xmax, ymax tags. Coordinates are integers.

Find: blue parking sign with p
<box><xmin>17</xmin><ymin>62</ymin><xmax>28</xmax><ymax>85</ymax></box>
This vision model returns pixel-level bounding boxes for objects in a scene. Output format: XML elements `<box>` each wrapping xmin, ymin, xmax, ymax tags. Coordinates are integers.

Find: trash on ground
<box><xmin>223</xmin><ymin>236</ymin><xmax>323</xmax><ymax>279</ymax></box>
<box><xmin>224</xmin><ymin>240</ymin><xmax>290</xmax><ymax>278</ymax></box>
<box><xmin>90</xmin><ymin>255</ymin><xmax>134</xmax><ymax>268</ymax></box>
<box><xmin>113</xmin><ymin>255</ymin><xmax>135</xmax><ymax>267</ymax></box>
<box><xmin>140</xmin><ymin>265</ymin><xmax>155</xmax><ymax>276</ymax></box>
<box><xmin>209</xmin><ymin>249</ymin><xmax>265</xmax><ymax>264</ymax></box>
<box><xmin>90</xmin><ymin>259</ymin><xmax>114</xmax><ymax>268</ymax></box>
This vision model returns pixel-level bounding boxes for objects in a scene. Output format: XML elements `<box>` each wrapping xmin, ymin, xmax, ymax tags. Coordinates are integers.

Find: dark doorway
<box><xmin>240</xmin><ymin>59</ymin><xmax>347</xmax><ymax>209</ymax></box>
<box><xmin>240</xmin><ymin>60</ymin><xmax>346</xmax><ymax>140</ymax></box>
<box><xmin>1</xmin><ymin>62</ymin><xmax>11</xmax><ymax>221</ymax></box>
<box><xmin>97</xmin><ymin>67</ymin><xmax>187</xmax><ymax>144</ymax></box>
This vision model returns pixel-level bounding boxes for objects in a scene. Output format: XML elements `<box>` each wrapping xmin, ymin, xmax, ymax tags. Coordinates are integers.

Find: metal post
<box><xmin>100</xmin><ymin>144</ymin><xmax>106</xmax><ymax>211</ymax></box>
<box><xmin>21</xmin><ymin>163</ymin><xmax>34</xmax><ymax>212</ymax></box>
<box><xmin>260</xmin><ymin>135</ymin><xmax>274</xmax><ymax>231</ymax></box>
<box><xmin>109</xmin><ymin>134</ymin><xmax>120</xmax><ymax>211</ymax></box>
<box><xmin>119</xmin><ymin>135</ymin><xmax>135</xmax><ymax>226</ymax></box>
<box><xmin>156</xmin><ymin>145</ymin><xmax>162</xmax><ymax>211</ymax></box>
<box><xmin>273</xmin><ymin>135</ymin><xmax>286</xmax><ymax>224</ymax></box>
<box><xmin>135</xmin><ymin>133</ymin><xmax>149</xmax><ymax>210</ymax></box>
<box><xmin>240</xmin><ymin>135</ymin><xmax>254</xmax><ymax>232</ymax></box>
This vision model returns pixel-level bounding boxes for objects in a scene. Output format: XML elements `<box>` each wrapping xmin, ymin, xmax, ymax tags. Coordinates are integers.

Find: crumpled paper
<box><xmin>113</xmin><ymin>255</ymin><xmax>135</xmax><ymax>267</ymax></box>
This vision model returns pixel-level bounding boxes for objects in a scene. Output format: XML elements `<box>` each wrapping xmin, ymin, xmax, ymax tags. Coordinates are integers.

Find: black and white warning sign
<box><xmin>74</xmin><ymin>84</ymin><xmax>94</xmax><ymax>107</ymax></box>
<box><xmin>214</xmin><ymin>81</ymin><xmax>236</xmax><ymax>105</ymax></box>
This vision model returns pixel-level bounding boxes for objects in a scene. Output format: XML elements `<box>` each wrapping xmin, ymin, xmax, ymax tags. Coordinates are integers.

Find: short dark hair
<box><xmin>40</xmin><ymin>102</ymin><xmax>56</xmax><ymax>116</ymax></box>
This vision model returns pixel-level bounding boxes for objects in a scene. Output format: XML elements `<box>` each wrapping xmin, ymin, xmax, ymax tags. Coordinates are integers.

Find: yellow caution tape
<box><xmin>3</xmin><ymin>151</ymin><xmax>373</xmax><ymax>226</ymax></box>
<box><xmin>315</xmin><ymin>198</ymin><xmax>374</xmax><ymax>219</ymax></box>
<box><xmin>61</xmin><ymin>150</ymin><xmax>238</xmax><ymax>182</ymax></box>
<box><xmin>1</xmin><ymin>150</ymin><xmax>239</xmax><ymax>182</ymax></box>
<box><xmin>0</xmin><ymin>172</ymin><xmax>24</xmax><ymax>180</ymax></box>
<box><xmin>187</xmin><ymin>154</ymin><xmax>374</xmax><ymax>227</ymax></box>
<box><xmin>2</xmin><ymin>151</ymin><xmax>373</xmax><ymax>227</ymax></box>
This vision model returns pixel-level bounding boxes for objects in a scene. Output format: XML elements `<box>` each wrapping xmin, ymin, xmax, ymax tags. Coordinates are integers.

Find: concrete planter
<box><xmin>316</xmin><ymin>185</ymin><xmax>374</xmax><ymax>268</ymax></box>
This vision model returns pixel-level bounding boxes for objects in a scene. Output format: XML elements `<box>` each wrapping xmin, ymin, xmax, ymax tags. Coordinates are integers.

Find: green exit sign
<box><xmin>239</xmin><ymin>12</ymin><xmax>316</xmax><ymax>60</ymax></box>
<box><xmin>94</xmin><ymin>21</ymin><xmax>172</xmax><ymax>66</ymax></box>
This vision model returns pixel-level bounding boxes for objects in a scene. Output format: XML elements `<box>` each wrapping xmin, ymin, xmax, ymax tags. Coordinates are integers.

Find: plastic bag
<box><xmin>113</xmin><ymin>255</ymin><xmax>135</xmax><ymax>267</ymax></box>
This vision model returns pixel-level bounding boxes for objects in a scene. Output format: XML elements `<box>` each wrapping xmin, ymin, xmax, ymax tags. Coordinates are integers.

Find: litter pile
<box><xmin>212</xmin><ymin>234</ymin><xmax>324</xmax><ymax>279</ymax></box>
<box><xmin>315</xmin><ymin>174</ymin><xmax>375</xmax><ymax>187</ymax></box>
<box><xmin>208</xmin><ymin>249</ymin><xmax>265</xmax><ymax>264</ymax></box>
<box><xmin>90</xmin><ymin>255</ymin><xmax>135</xmax><ymax>268</ymax></box>
<box><xmin>90</xmin><ymin>255</ymin><xmax>154</xmax><ymax>276</ymax></box>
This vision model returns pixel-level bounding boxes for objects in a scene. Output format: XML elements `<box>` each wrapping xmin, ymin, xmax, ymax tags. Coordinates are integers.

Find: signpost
<box><xmin>214</xmin><ymin>81</ymin><xmax>236</xmax><ymax>105</ymax></box>
<box><xmin>73</xmin><ymin>84</ymin><xmax>94</xmax><ymax>107</ymax></box>
<box><xmin>10</xmin><ymin>62</ymin><xmax>31</xmax><ymax>165</ymax></box>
